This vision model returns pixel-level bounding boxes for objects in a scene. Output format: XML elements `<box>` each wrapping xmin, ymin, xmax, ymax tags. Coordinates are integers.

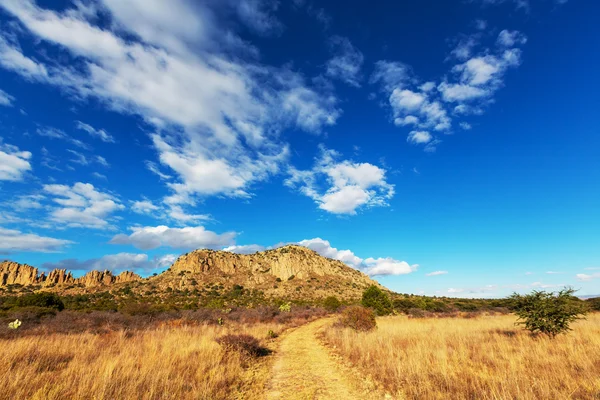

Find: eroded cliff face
<box><xmin>0</xmin><ymin>261</ymin><xmax>141</xmax><ymax>288</ymax></box>
<box><xmin>170</xmin><ymin>245</ymin><xmax>374</xmax><ymax>285</ymax></box>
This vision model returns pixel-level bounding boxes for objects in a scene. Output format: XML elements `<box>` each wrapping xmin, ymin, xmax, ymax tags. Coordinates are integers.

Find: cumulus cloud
<box><xmin>0</xmin><ymin>227</ymin><xmax>73</xmax><ymax>253</ymax></box>
<box><xmin>298</xmin><ymin>237</ymin><xmax>417</xmax><ymax>276</ymax></box>
<box><xmin>325</xmin><ymin>36</ymin><xmax>364</xmax><ymax>87</ymax></box>
<box><xmin>0</xmin><ymin>0</ymin><xmax>340</xmax><ymax>209</ymax></box>
<box><xmin>286</xmin><ymin>147</ymin><xmax>394</xmax><ymax>215</ymax></box>
<box><xmin>370</xmin><ymin>27</ymin><xmax>527</xmax><ymax>151</ymax></box>
<box><xmin>43</xmin><ymin>182</ymin><xmax>124</xmax><ymax>229</ymax></box>
<box><xmin>0</xmin><ymin>141</ymin><xmax>31</xmax><ymax>181</ymax></box>
<box><xmin>109</xmin><ymin>225</ymin><xmax>237</xmax><ymax>250</ymax></box>
<box><xmin>407</xmin><ymin>131</ymin><xmax>432</xmax><ymax>144</ymax></box>
<box><xmin>131</xmin><ymin>200</ymin><xmax>160</xmax><ymax>214</ymax></box>
<box><xmin>42</xmin><ymin>252</ymin><xmax>178</xmax><ymax>274</ymax></box>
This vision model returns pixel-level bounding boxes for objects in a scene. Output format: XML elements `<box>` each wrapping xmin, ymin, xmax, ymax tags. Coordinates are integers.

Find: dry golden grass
<box><xmin>0</xmin><ymin>320</ymin><xmax>284</xmax><ymax>400</ymax></box>
<box><xmin>321</xmin><ymin>313</ymin><xmax>600</xmax><ymax>400</ymax></box>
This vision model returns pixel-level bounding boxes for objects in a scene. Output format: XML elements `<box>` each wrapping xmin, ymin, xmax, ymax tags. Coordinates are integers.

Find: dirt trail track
<box><xmin>264</xmin><ymin>318</ymin><xmax>389</xmax><ymax>400</ymax></box>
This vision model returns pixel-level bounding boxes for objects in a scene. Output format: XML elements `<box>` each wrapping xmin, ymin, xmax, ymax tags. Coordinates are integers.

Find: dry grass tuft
<box><xmin>321</xmin><ymin>313</ymin><xmax>600</xmax><ymax>399</ymax></box>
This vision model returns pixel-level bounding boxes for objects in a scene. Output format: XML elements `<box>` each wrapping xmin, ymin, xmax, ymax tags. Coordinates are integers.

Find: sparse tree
<box><xmin>361</xmin><ymin>285</ymin><xmax>393</xmax><ymax>316</ymax></box>
<box><xmin>508</xmin><ymin>287</ymin><xmax>588</xmax><ymax>337</ymax></box>
<box><xmin>323</xmin><ymin>296</ymin><xmax>341</xmax><ymax>312</ymax></box>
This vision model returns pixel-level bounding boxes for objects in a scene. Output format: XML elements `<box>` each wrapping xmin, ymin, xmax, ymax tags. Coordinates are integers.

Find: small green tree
<box><xmin>323</xmin><ymin>296</ymin><xmax>341</xmax><ymax>312</ymax></box>
<box><xmin>508</xmin><ymin>287</ymin><xmax>588</xmax><ymax>337</ymax></box>
<box><xmin>361</xmin><ymin>285</ymin><xmax>392</xmax><ymax>316</ymax></box>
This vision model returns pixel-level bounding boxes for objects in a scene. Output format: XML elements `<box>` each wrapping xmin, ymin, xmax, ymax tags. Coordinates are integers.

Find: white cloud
<box><xmin>109</xmin><ymin>225</ymin><xmax>237</xmax><ymax>250</ymax></box>
<box><xmin>0</xmin><ymin>227</ymin><xmax>73</xmax><ymax>253</ymax></box>
<box><xmin>460</xmin><ymin>122</ymin><xmax>472</xmax><ymax>130</ymax></box>
<box><xmin>371</xmin><ymin>27</ymin><xmax>526</xmax><ymax>149</ymax></box>
<box><xmin>36</xmin><ymin>127</ymin><xmax>90</xmax><ymax>150</ymax></box>
<box><xmin>370</xmin><ymin>60</ymin><xmax>412</xmax><ymax>92</ymax></box>
<box><xmin>75</xmin><ymin>121</ymin><xmax>115</xmax><ymax>143</ymax></box>
<box><xmin>286</xmin><ymin>147</ymin><xmax>394</xmax><ymax>215</ymax></box>
<box><xmin>363</xmin><ymin>257</ymin><xmax>418</xmax><ymax>276</ymax></box>
<box><xmin>145</xmin><ymin>160</ymin><xmax>171</xmax><ymax>180</ymax></box>
<box><xmin>497</xmin><ymin>30</ymin><xmax>528</xmax><ymax>47</ymax></box>
<box><xmin>576</xmin><ymin>273</ymin><xmax>600</xmax><ymax>282</ymax></box>
<box><xmin>325</xmin><ymin>36</ymin><xmax>364</xmax><ymax>87</ymax></box>
<box><xmin>298</xmin><ymin>237</ymin><xmax>417</xmax><ymax>276</ymax></box>
<box><xmin>42</xmin><ymin>252</ymin><xmax>178</xmax><ymax>274</ymax></box>
<box><xmin>438</xmin><ymin>82</ymin><xmax>489</xmax><ymax>102</ymax></box>
<box><xmin>0</xmin><ymin>34</ymin><xmax>48</xmax><ymax>79</ymax></box>
<box><xmin>0</xmin><ymin>0</ymin><xmax>340</xmax><ymax>207</ymax></box>
<box><xmin>299</xmin><ymin>238</ymin><xmax>363</xmax><ymax>267</ymax></box>
<box><xmin>0</xmin><ymin>88</ymin><xmax>14</xmax><ymax>106</ymax></box>
<box><xmin>407</xmin><ymin>131</ymin><xmax>432</xmax><ymax>144</ymax></box>
<box><xmin>223</xmin><ymin>244</ymin><xmax>266</xmax><ymax>254</ymax></box>
<box><xmin>131</xmin><ymin>200</ymin><xmax>159</xmax><ymax>214</ymax></box>
<box><xmin>449</xmin><ymin>35</ymin><xmax>480</xmax><ymax>61</ymax></box>
<box><xmin>426</xmin><ymin>270</ymin><xmax>448</xmax><ymax>276</ymax></box>
<box><xmin>43</xmin><ymin>182</ymin><xmax>124</xmax><ymax>229</ymax></box>
<box><xmin>0</xmin><ymin>141</ymin><xmax>32</xmax><ymax>181</ymax></box>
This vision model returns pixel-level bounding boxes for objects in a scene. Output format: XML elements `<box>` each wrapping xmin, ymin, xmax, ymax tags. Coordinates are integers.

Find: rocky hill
<box><xmin>1</xmin><ymin>245</ymin><xmax>382</xmax><ymax>301</ymax></box>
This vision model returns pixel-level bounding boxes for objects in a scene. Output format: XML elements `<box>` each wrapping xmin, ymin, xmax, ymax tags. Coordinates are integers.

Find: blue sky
<box><xmin>0</xmin><ymin>0</ymin><xmax>598</xmax><ymax>297</ymax></box>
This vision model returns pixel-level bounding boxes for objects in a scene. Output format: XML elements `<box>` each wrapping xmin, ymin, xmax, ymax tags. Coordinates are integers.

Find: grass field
<box><xmin>0</xmin><ymin>313</ymin><xmax>294</xmax><ymax>400</ymax></box>
<box><xmin>321</xmin><ymin>313</ymin><xmax>600</xmax><ymax>399</ymax></box>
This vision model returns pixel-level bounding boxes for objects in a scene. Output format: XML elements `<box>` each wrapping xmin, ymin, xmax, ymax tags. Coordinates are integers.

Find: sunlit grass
<box><xmin>0</xmin><ymin>321</ymin><xmax>282</xmax><ymax>400</ymax></box>
<box><xmin>321</xmin><ymin>313</ymin><xmax>600</xmax><ymax>399</ymax></box>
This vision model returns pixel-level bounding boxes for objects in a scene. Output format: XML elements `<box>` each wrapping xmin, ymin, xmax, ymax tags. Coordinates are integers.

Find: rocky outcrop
<box><xmin>0</xmin><ymin>261</ymin><xmax>41</xmax><ymax>286</ymax></box>
<box><xmin>76</xmin><ymin>270</ymin><xmax>141</xmax><ymax>287</ymax></box>
<box><xmin>44</xmin><ymin>269</ymin><xmax>75</xmax><ymax>286</ymax></box>
<box><xmin>171</xmin><ymin>245</ymin><xmax>375</xmax><ymax>285</ymax></box>
<box><xmin>0</xmin><ymin>261</ymin><xmax>141</xmax><ymax>288</ymax></box>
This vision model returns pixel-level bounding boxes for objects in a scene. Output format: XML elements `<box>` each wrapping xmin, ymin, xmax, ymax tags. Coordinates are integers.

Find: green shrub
<box><xmin>338</xmin><ymin>306</ymin><xmax>376</xmax><ymax>331</ymax></box>
<box><xmin>15</xmin><ymin>293</ymin><xmax>64</xmax><ymax>311</ymax></box>
<box><xmin>508</xmin><ymin>288</ymin><xmax>588</xmax><ymax>337</ymax></box>
<box><xmin>278</xmin><ymin>302</ymin><xmax>291</xmax><ymax>312</ymax></box>
<box><xmin>586</xmin><ymin>297</ymin><xmax>600</xmax><ymax>312</ymax></box>
<box><xmin>361</xmin><ymin>285</ymin><xmax>392</xmax><ymax>316</ymax></box>
<box><xmin>323</xmin><ymin>296</ymin><xmax>341</xmax><ymax>312</ymax></box>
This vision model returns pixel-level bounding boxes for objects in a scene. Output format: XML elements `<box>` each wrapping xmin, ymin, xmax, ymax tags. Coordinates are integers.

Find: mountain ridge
<box><xmin>1</xmin><ymin>245</ymin><xmax>382</xmax><ymax>301</ymax></box>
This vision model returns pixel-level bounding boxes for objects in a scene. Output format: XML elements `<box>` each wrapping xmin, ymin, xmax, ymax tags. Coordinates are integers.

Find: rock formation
<box><xmin>171</xmin><ymin>245</ymin><xmax>375</xmax><ymax>286</ymax></box>
<box><xmin>0</xmin><ymin>261</ymin><xmax>141</xmax><ymax>288</ymax></box>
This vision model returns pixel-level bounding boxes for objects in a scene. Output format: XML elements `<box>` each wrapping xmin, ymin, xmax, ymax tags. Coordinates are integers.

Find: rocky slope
<box><xmin>0</xmin><ymin>261</ymin><xmax>141</xmax><ymax>288</ymax></box>
<box><xmin>157</xmin><ymin>245</ymin><xmax>380</xmax><ymax>300</ymax></box>
<box><xmin>1</xmin><ymin>245</ymin><xmax>382</xmax><ymax>300</ymax></box>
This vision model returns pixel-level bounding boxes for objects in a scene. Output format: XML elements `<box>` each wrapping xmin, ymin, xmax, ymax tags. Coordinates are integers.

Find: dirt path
<box><xmin>264</xmin><ymin>318</ymin><xmax>388</xmax><ymax>400</ymax></box>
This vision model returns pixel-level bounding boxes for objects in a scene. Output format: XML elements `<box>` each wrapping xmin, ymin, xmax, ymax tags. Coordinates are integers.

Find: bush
<box><xmin>15</xmin><ymin>293</ymin><xmax>64</xmax><ymax>311</ymax></box>
<box><xmin>361</xmin><ymin>285</ymin><xmax>392</xmax><ymax>316</ymax></box>
<box><xmin>323</xmin><ymin>296</ymin><xmax>341</xmax><ymax>312</ymax></box>
<box><xmin>587</xmin><ymin>297</ymin><xmax>600</xmax><ymax>312</ymax></box>
<box><xmin>216</xmin><ymin>334</ymin><xmax>269</xmax><ymax>358</ymax></box>
<box><xmin>338</xmin><ymin>306</ymin><xmax>376</xmax><ymax>332</ymax></box>
<box><xmin>508</xmin><ymin>288</ymin><xmax>588</xmax><ymax>337</ymax></box>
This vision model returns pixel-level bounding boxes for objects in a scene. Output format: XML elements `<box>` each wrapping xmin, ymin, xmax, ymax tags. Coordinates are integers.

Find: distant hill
<box><xmin>580</xmin><ymin>295</ymin><xmax>600</xmax><ymax>300</ymax></box>
<box><xmin>1</xmin><ymin>245</ymin><xmax>382</xmax><ymax>302</ymax></box>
